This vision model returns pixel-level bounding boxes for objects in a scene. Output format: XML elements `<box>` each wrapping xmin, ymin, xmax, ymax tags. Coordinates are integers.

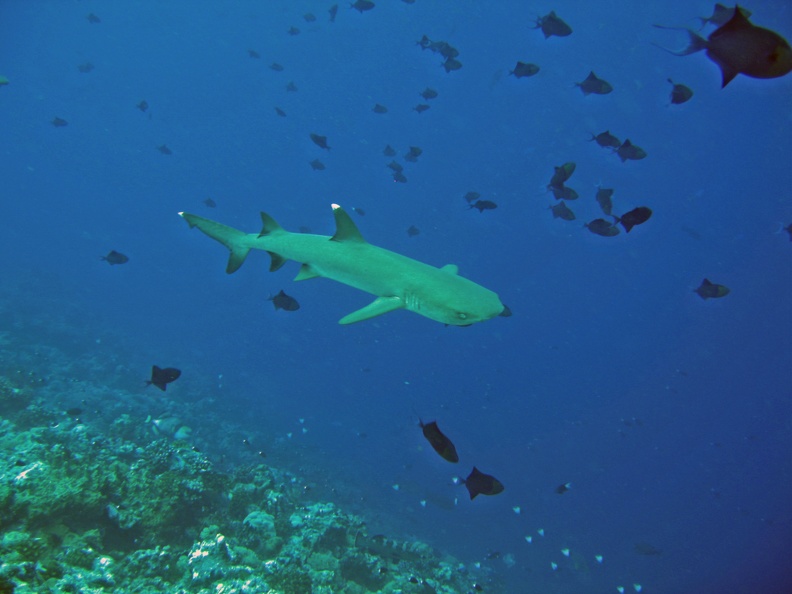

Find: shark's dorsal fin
<box><xmin>331</xmin><ymin>204</ymin><xmax>366</xmax><ymax>243</ymax></box>
<box><xmin>294</xmin><ymin>263</ymin><xmax>321</xmax><ymax>281</ymax></box>
<box><xmin>339</xmin><ymin>296</ymin><xmax>404</xmax><ymax>324</ymax></box>
<box><xmin>259</xmin><ymin>212</ymin><xmax>285</xmax><ymax>237</ymax></box>
<box><xmin>440</xmin><ymin>264</ymin><xmax>459</xmax><ymax>275</ymax></box>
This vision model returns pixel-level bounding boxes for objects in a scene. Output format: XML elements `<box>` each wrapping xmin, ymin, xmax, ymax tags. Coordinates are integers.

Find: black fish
<box><xmin>615</xmin><ymin>139</ymin><xmax>647</xmax><ymax>162</ymax></box>
<box><xmin>549</xmin><ymin>162</ymin><xmax>576</xmax><ymax>188</ymax></box>
<box><xmin>463</xmin><ymin>467</ymin><xmax>504</xmax><ymax>500</ymax></box>
<box><xmin>576</xmin><ymin>71</ymin><xmax>613</xmax><ymax>95</ymax></box>
<box><xmin>469</xmin><ymin>200</ymin><xmax>497</xmax><ymax>213</ymax></box>
<box><xmin>443</xmin><ymin>57</ymin><xmax>463</xmax><ymax>73</ymax></box>
<box><xmin>387</xmin><ymin>161</ymin><xmax>403</xmax><ymax>173</ymax></box>
<box><xmin>373</xmin><ymin>103</ymin><xmax>388</xmax><ymax>114</ymax></box>
<box><xmin>534</xmin><ymin>11</ymin><xmax>572</xmax><ymax>39</ymax></box>
<box><xmin>274</xmin><ymin>107</ymin><xmax>286</xmax><ymax>117</ymax></box>
<box><xmin>146</xmin><ymin>366</ymin><xmax>181</xmax><ymax>391</ymax></box>
<box><xmin>510</xmin><ymin>61</ymin><xmax>540</xmax><ymax>78</ymax></box>
<box><xmin>52</xmin><ymin>117</ymin><xmax>68</xmax><ymax>127</ymax></box>
<box><xmin>589</xmin><ymin>130</ymin><xmax>621</xmax><ymax>149</ymax></box>
<box><xmin>556</xmin><ymin>482</ymin><xmax>571</xmax><ymax>494</ymax></box>
<box><xmin>310</xmin><ymin>133</ymin><xmax>330</xmax><ymax>150</ymax></box>
<box><xmin>550</xmin><ymin>201</ymin><xmax>575</xmax><ymax>221</ymax></box>
<box><xmin>404</xmin><ymin>146</ymin><xmax>422</xmax><ymax>162</ymax></box>
<box><xmin>101</xmin><ymin>250</ymin><xmax>129</xmax><ymax>265</ymax></box>
<box><xmin>596</xmin><ymin>188</ymin><xmax>614</xmax><ymax>215</ymax></box>
<box><xmin>407</xmin><ymin>225</ymin><xmax>420</xmax><ymax>237</ymax></box>
<box><xmin>78</xmin><ymin>62</ymin><xmax>94</xmax><ymax>73</ymax></box>
<box><xmin>86</xmin><ymin>13</ymin><xmax>101</xmax><ymax>24</ymax></box>
<box><xmin>309</xmin><ymin>159</ymin><xmax>326</xmax><ymax>171</ymax></box>
<box><xmin>286</xmin><ymin>81</ymin><xmax>298</xmax><ymax>92</ymax></box>
<box><xmin>617</xmin><ymin>206</ymin><xmax>652</xmax><ymax>232</ymax></box>
<box><xmin>287</xmin><ymin>26</ymin><xmax>300</xmax><ymax>36</ymax></box>
<box><xmin>248</xmin><ymin>49</ymin><xmax>260</xmax><ymax>59</ymax></box>
<box><xmin>413</xmin><ymin>104</ymin><xmax>430</xmax><ymax>113</ymax></box>
<box><xmin>66</xmin><ymin>407</ymin><xmax>83</xmax><ymax>417</ymax></box>
<box><xmin>419</xmin><ymin>419</ymin><xmax>459</xmax><ymax>463</ymax></box>
<box><xmin>698</xmin><ymin>4</ymin><xmax>751</xmax><ymax>29</ymax></box>
<box><xmin>420</xmin><ymin>87</ymin><xmax>438</xmax><ymax>100</ymax></box>
<box><xmin>392</xmin><ymin>172</ymin><xmax>407</xmax><ymax>183</ymax></box>
<box><xmin>351</xmin><ymin>207</ymin><xmax>365</xmax><ymax>216</ymax></box>
<box><xmin>383</xmin><ymin>144</ymin><xmax>396</xmax><ymax>157</ymax></box>
<box><xmin>668</xmin><ymin>78</ymin><xmax>694</xmax><ymax>104</ymax></box>
<box><xmin>329</xmin><ymin>4</ymin><xmax>338</xmax><ymax>22</ymax></box>
<box><xmin>694</xmin><ymin>278</ymin><xmax>730</xmax><ymax>299</ymax></box>
<box><xmin>784</xmin><ymin>223</ymin><xmax>792</xmax><ymax>241</ymax></box>
<box><xmin>550</xmin><ymin>185</ymin><xmax>578</xmax><ymax>201</ymax></box>
<box><xmin>158</xmin><ymin>144</ymin><xmax>172</xmax><ymax>155</ymax></box>
<box><xmin>136</xmin><ymin>100</ymin><xmax>148</xmax><ymax>112</ymax></box>
<box><xmin>655</xmin><ymin>9</ymin><xmax>792</xmax><ymax>87</ymax></box>
<box><xmin>464</xmin><ymin>191</ymin><xmax>481</xmax><ymax>203</ymax></box>
<box><xmin>270</xmin><ymin>62</ymin><xmax>284</xmax><ymax>71</ymax></box>
<box><xmin>303</xmin><ymin>13</ymin><xmax>316</xmax><ymax>22</ymax></box>
<box><xmin>203</xmin><ymin>198</ymin><xmax>217</xmax><ymax>208</ymax></box>
<box><xmin>351</xmin><ymin>0</ymin><xmax>375</xmax><ymax>13</ymax></box>
<box><xmin>585</xmin><ymin>218</ymin><xmax>620</xmax><ymax>237</ymax></box>
<box><xmin>270</xmin><ymin>289</ymin><xmax>300</xmax><ymax>311</ymax></box>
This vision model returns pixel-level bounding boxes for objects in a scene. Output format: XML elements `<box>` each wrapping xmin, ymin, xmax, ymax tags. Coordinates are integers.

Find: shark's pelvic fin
<box><xmin>331</xmin><ymin>204</ymin><xmax>366</xmax><ymax>243</ymax></box>
<box><xmin>294</xmin><ymin>263</ymin><xmax>322</xmax><ymax>281</ymax></box>
<box><xmin>339</xmin><ymin>295</ymin><xmax>404</xmax><ymax>325</ymax></box>
<box><xmin>179</xmin><ymin>212</ymin><xmax>251</xmax><ymax>274</ymax></box>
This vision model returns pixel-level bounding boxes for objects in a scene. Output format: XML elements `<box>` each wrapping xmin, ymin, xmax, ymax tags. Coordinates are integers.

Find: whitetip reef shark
<box><xmin>179</xmin><ymin>204</ymin><xmax>509</xmax><ymax>326</ymax></box>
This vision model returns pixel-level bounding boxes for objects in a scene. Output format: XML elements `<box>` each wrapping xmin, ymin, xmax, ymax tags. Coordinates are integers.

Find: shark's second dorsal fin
<box><xmin>259</xmin><ymin>212</ymin><xmax>285</xmax><ymax>237</ymax></box>
<box><xmin>330</xmin><ymin>204</ymin><xmax>366</xmax><ymax>243</ymax></box>
<box><xmin>440</xmin><ymin>264</ymin><xmax>459</xmax><ymax>275</ymax></box>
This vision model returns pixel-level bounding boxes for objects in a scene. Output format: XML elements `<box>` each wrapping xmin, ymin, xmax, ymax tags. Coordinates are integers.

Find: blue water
<box><xmin>2</xmin><ymin>1</ymin><xmax>791</xmax><ymax>592</ymax></box>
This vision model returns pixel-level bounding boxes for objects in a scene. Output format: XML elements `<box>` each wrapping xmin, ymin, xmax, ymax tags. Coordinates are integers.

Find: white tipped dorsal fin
<box><xmin>330</xmin><ymin>203</ymin><xmax>366</xmax><ymax>243</ymax></box>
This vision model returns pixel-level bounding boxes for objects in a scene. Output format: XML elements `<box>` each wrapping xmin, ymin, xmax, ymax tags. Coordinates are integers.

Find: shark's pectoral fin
<box><xmin>338</xmin><ymin>296</ymin><xmax>404</xmax><ymax>325</ymax></box>
<box><xmin>294</xmin><ymin>263</ymin><xmax>321</xmax><ymax>281</ymax></box>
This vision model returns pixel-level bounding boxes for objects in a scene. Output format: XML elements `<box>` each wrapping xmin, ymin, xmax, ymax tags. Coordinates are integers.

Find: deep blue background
<box><xmin>1</xmin><ymin>1</ymin><xmax>791</xmax><ymax>593</ymax></box>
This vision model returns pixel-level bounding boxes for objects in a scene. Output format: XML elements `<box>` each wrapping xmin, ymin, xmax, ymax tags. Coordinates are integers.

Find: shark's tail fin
<box><xmin>179</xmin><ymin>212</ymin><xmax>251</xmax><ymax>273</ymax></box>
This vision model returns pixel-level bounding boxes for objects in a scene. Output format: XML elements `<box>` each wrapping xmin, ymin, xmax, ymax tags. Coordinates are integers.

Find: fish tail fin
<box><xmin>179</xmin><ymin>212</ymin><xmax>251</xmax><ymax>274</ymax></box>
<box><xmin>652</xmin><ymin>25</ymin><xmax>707</xmax><ymax>56</ymax></box>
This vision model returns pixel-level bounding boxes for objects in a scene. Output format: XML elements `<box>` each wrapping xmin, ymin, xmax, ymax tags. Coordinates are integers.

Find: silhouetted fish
<box><xmin>464</xmin><ymin>191</ymin><xmax>481</xmax><ymax>203</ymax></box>
<box><xmin>698</xmin><ymin>4</ymin><xmax>751</xmax><ymax>28</ymax></box>
<box><xmin>287</xmin><ymin>26</ymin><xmax>300</xmax><ymax>36</ymax></box>
<box><xmin>392</xmin><ymin>172</ymin><xmax>407</xmax><ymax>183</ymax></box>
<box><xmin>269</xmin><ymin>289</ymin><xmax>300</xmax><ymax>311</ymax></box>
<box><xmin>585</xmin><ymin>218</ymin><xmax>620</xmax><ymax>236</ymax></box>
<box><xmin>576</xmin><ymin>71</ymin><xmax>613</xmax><ymax>95</ymax></box>
<box><xmin>510</xmin><ymin>61</ymin><xmax>540</xmax><ymax>78</ymax></box>
<box><xmin>419</xmin><ymin>419</ymin><xmax>459</xmax><ymax>463</ymax></box>
<box><xmin>556</xmin><ymin>482</ymin><xmax>571</xmax><ymax>494</ymax></box>
<box><xmin>549</xmin><ymin>162</ymin><xmax>576</xmax><ymax>187</ymax></box>
<box><xmin>136</xmin><ymin>100</ymin><xmax>149</xmax><ymax>112</ymax></box>
<box><xmin>310</xmin><ymin>159</ymin><xmax>326</xmax><ymax>171</ymax></box>
<box><xmin>101</xmin><ymin>250</ymin><xmax>129</xmax><ymax>265</ymax></box>
<box><xmin>351</xmin><ymin>0</ymin><xmax>375</xmax><ymax>13</ymax></box>
<box><xmin>534</xmin><ymin>11</ymin><xmax>572</xmax><ymax>38</ymax></box>
<box><xmin>615</xmin><ymin>139</ymin><xmax>647</xmax><ymax>162</ymax></box>
<box><xmin>550</xmin><ymin>185</ymin><xmax>578</xmax><ymax>201</ymax></box>
<box><xmin>383</xmin><ymin>144</ymin><xmax>396</xmax><ymax>157</ymax></box>
<box><xmin>655</xmin><ymin>9</ymin><xmax>792</xmax><ymax>87</ymax></box>
<box><xmin>469</xmin><ymin>200</ymin><xmax>497</xmax><ymax>213</ymax></box>
<box><xmin>387</xmin><ymin>160</ymin><xmax>403</xmax><ymax>173</ymax></box>
<box><xmin>275</xmin><ymin>107</ymin><xmax>286</xmax><ymax>117</ymax></box>
<box><xmin>373</xmin><ymin>103</ymin><xmax>388</xmax><ymax>114</ymax></box>
<box><xmin>596</xmin><ymin>188</ymin><xmax>614</xmax><ymax>215</ymax></box>
<box><xmin>617</xmin><ymin>207</ymin><xmax>652</xmax><ymax>232</ymax></box>
<box><xmin>784</xmin><ymin>223</ymin><xmax>792</xmax><ymax>241</ymax></box>
<box><xmin>158</xmin><ymin>144</ymin><xmax>172</xmax><ymax>155</ymax></box>
<box><xmin>404</xmin><ymin>146</ymin><xmax>422</xmax><ymax>162</ymax></box>
<box><xmin>420</xmin><ymin>87</ymin><xmax>438</xmax><ymax>100</ymax></box>
<box><xmin>443</xmin><ymin>58</ymin><xmax>463</xmax><ymax>72</ymax></box>
<box><xmin>303</xmin><ymin>13</ymin><xmax>316</xmax><ymax>22</ymax></box>
<box><xmin>550</xmin><ymin>201</ymin><xmax>575</xmax><ymax>221</ymax></box>
<box><xmin>66</xmin><ymin>407</ymin><xmax>83</xmax><ymax>417</ymax></box>
<box><xmin>248</xmin><ymin>49</ymin><xmax>260</xmax><ymax>59</ymax></box>
<box><xmin>668</xmin><ymin>78</ymin><xmax>694</xmax><ymax>104</ymax></box>
<box><xmin>52</xmin><ymin>117</ymin><xmax>68</xmax><ymax>127</ymax></box>
<box><xmin>589</xmin><ymin>130</ymin><xmax>621</xmax><ymax>149</ymax></box>
<box><xmin>463</xmin><ymin>467</ymin><xmax>504</xmax><ymax>499</ymax></box>
<box><xmin>270</xmin><ymin>62</ymin><xmax>284</xmax><ymax>71</ymax></box>
<box><xmin>407</xmin><ymin>225</ymin><xmax>420</xmax><ymax>237</ymax></box>
<box><xmin>78</xmin><ymin>62</ymin><xmax>94</xmax><ymax>73</ymax></box>
<box><xmin>329</xmin><ymin>4</ymin><xmax>338</xmax><ymax>22</ymax></box>
<box><xmin>351</xmin><ymin>207</ymin><xmax>366</xmax><ymax>216</ymax></box>
<box><xmin>413</xmin><ymin>104</ymin><xmax>430</xmax><ymax>113</ymax></box>
<box><xmin>86</xmin><ymin>13</ymin><xmax>101</xmax><ymax>24</ymax></box>
<box><xmin>146</xmin><ymin>366</ymin><xmax>181</xmax><ymax>391</ymax></box>
<box><xmin>310</xmin><ymin>133</ymin><xmax>330</xmax><ymax>150</ymax></box>
<box><xmin>203</xmin><ymin>198</ymin><xmax>217</xmax><ymax>208</ymax></box>
<box><xmin>286</xmin><ymin>81</ymin><xmax>298</xmax><ymax>92</ymax></box>
<box><xmin>694</xmin><ymin>278</ymin><xmax>730</xmax><ymax>299</ymax></box>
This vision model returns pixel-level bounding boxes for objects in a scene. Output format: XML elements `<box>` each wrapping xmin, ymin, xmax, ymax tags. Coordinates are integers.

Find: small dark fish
<box><xmin>404</xmin><ymin>146</ymin><xmax>422</xmax><ymax>162</ymax></box>
<box><xmin>383</xmin><ymin>144</ymin><xmax>396</xmax><ymax>157</ymax></box>
<box><xmin>274</xmin><ymin>107</ymin><xmax>286</xmax><ymax>117</ymax></box>
<box><xmin>329</xmin><ymin>4</ymin><xmax>338</xmax><ymax>22</ymax></box>
<box><xmin>351</xmin><ymin>0</ymin><xmax>375</xmax><ymax>13</ymax></box>
<box><xmin>286</xmin><ymin>81</ymin><xmax>298</xmax><ymax>92</ymax></box>
<box><xmin>392</xmin><ymin>171</ymin><xmax>408</xmax><ymax>183</ymax></box>
<box><xmin>443</xmin><ymin>57</ymin><xmax>463</xmax><ymax>73</ymax></box>
<box><xmin>157</xmin><ymin>144</ymin><xmax>172</xmax><ymax>155</ymax></box>
<box><xmin>419</xmin><ymin>419</ymin><xmax>459</xmax><ymax>463</ymax></box>
<box><xmin>52</xmin><ymin>117</ymin><xmax>68</xmax><ymax>127</ymax></box>
<box><xmin>270</xmin><ymin>62</ymin><xmax>284</xmax><ymax>71</ymax></box>
<box><xmin>556</xmin><ymin>482</ymin><xmax>572</xmax><ymax>494</ymax></box>
<box><xmin>617</xmin><ymin>206</ymin><xmax>652</xmax><ymax>232</ymax></box>
<box><xmin>655</xmin><ymin>10</ymin><xmax>792</xmax><ymax>87</ymax></box>
<box><xmin>373</xmin><ymin>103</ymin><xmax>388</xmax><ymax>114</ymax></box>
<box><xmin>269</xmin><ymin>289</ymin><xmax>300</xmax><ymax>311</ymax></box>
<box><xmin>784</xmin><ymin>223</ymin><xmax>792</xmax><ymax>241</ymax></box>
<box><xmin>309</xmin><ymin>159</ymin><xmax>326</xmax><ymax>171</ymax></box>
<box><xmin>668</xmin><ymin>78</ymin><xmax>694</xmax><ymax>104</ymax></box>
<box><xmin>287</xmin><ymin>26</ymin><xmax>300</xmax><ymax>36</ymax></box>
<box><xmin>436</xmin><ymin>42</ymin><xmax>459</xmax><ymax>59</ymax></box>
<box><xmin>248</xmin><ymin>49</ymin><xmax>260</xmax><ymax>59</ymax></box>
<box><xmin>634</xmin><ymin>542</ymin><xmax>662</xmax><ymax>556</ymax></box>
<box><xmin>351</xmin><ymin>207</ymin><xmax>366</xmax><ymax>216</ymax></box>
<box><xmin>303</xmin><ymin>13</ymin><xmax>316</xmax><ymax>22</ymax></box>
<box><xmin>616</xmin><ymin>139</ymin><xmax>647</xmax><ymax>162</ymax></box>
<box><xmin>310</xmin><ymin>133</ymin><xmax>330</xmax><ymax>150</ymax></box>
<box><xmin>596</xmin><ymin>188</ymin><xmax>614</xmax><ymax>215</ymax></box>
<box><xmin>66</xmin><ymin>407</ymin><xmax>83</xmax><ymax>417</ymax></box>
<box><xmin>510</xmin><ymin>61</ymin><xmax>540</xmax><ymax>78</ymax></box>
<box><xmin>694</xmin><ymin>278</ymin><xmax>730</xmax><ymax>299</ymax></box>
<box><xmin>469</xmin><ymin>200</ymin><xmax>497</xmax><ymax>213</ymax></box>
<box><xmin>203</xmin><ymin>197</ymin><xmax>217</xmax><ymax>208</ymax></box>
<box><xmin>146</xmin><ymin>365</ymin><xmax>181</xmax><ymax>391</ymax></box>
<box><xmin>698</xmin><ymin>4</ymin><xmax>752</xmax><ymax>29</ymax></box>
<box><xmin>550</xmin><ymin>185</ymin><xmax>578</xmax><ymax>201</ymax></box>
<box><xmin>413</xmin><ymin>103</ymin><xmax>430</xmax><ymax>114</ymax></box>
<box><xmin>533</xmin><ymin>11</ymin><xmax>572</xmax><ymax>39</ymax></box>
<box><xmin>549</xmin><ymin>162</ymin><xmax>576</xmax><ymax>187</ymax></box>
<box><xmin>576</xmin><ymin>71</ymin><xmax>613</xmax><ymax>95</ymax></box>
<box><xmin>387</xmin><ymin>160</ymin><xmax>403</xmax><ymax>173</ymax></box>
<box><xmin>485</xmin><ymin>551</ymin><xmax>501</xmax><ymax>560</ymax></box>
<box><xmin>417</xmin><ymin>34</ymin><xmax>432</xmax><ymax>50</ymax></box>
<box><xmin>407</xmin><ymin>225</ymin><xmax>420</xmax><ymax>237</ymax></box>
<box><xmin>101</xmin><ymin>250</ymin><xmax>129</xmax><ymax>265</ymax></box>
<box><xmin>136</xmin><ymin>100</ymin><xmax>149</xmax><ymax>112</ymax></box>
<box><xmin>589</xmin><ymin>130</ymin><xmax>621</xmax><ymax>149</ymax></box>
<box><xmin>550</xmin><ymin>201</ymin><xmax>575</xmax><ymax>221</ymax></box>
<box><xmin>86</xmin><ymin>13</ymin><xmax>101</xmax><ymax>24</ymax></box>
<box><xmin>462</xmin><ymin>467</ymin><xmax>504</xmax><ymax>500</ymax></box>
<box><xmin>420</xmin><ymin>87</ymin><xmax>438</xmax><ymax>100</ymax></box>
<box><xmin>464</xmin><ymin>191</ymin><xmax>481</xmax><ymax>203</ymax></box>
<box><xmin>78</xmin><ymin>62</ymin><xmax>94</xmax><ymax>73</ymax></box>
<box><xmin>585</xmin><ymin>218</ymin><xmax>620</xmax><ymax>237</ymax></box>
